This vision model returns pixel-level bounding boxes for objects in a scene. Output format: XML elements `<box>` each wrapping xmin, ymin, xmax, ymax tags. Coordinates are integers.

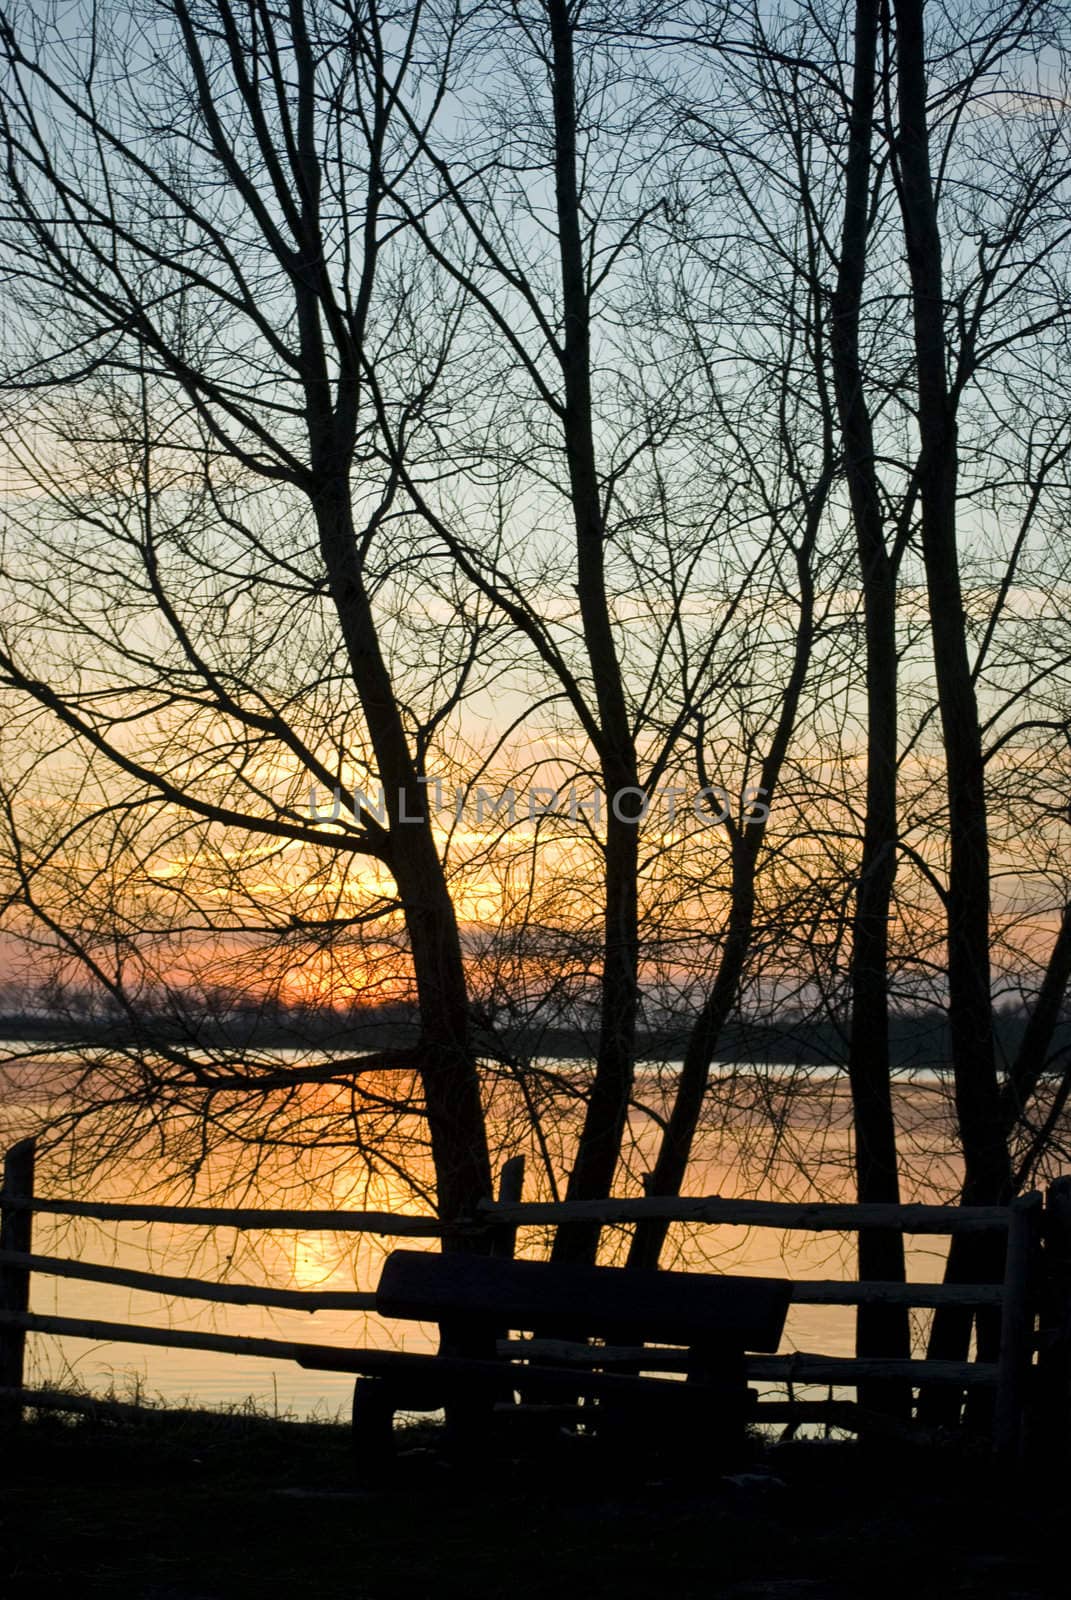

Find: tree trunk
<box><xmin>315</xmin><ymin>479</ymin><xmax>492</xmax><ymax>1231</ymax></box>
<box><xmin>290</xmin><ymin>9</ymin><xmax>494</xmax><ymax>1236</ymax></box>
<box><xmin>892</xmin><ymin>0</ymin><xmax>1012</xmax><ymax>1416</ymax></box>
<box><xmin>546</xmin><ymin>0</ymin><xmax>640</xmax><ymax>1264</ymax></box>
<box><xmin>830</xmin><ymin>0</ymin><xmax>910</xmax><ymax>1408</ymax></box>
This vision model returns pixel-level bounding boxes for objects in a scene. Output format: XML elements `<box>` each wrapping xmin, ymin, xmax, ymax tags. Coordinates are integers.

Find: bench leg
<box><xmin>443</xmin><ymin>1387</ymin><xmax>498</xmax><ymax>1464</ymax></box>
<box><xmin>684</xmin><ymin>1346</ymin><xmax>750</xmax><ymax>1464</ymax></box>
<box><xmin>352</xmin><ymin>1377</ymin><xmax>396</xmax><ymax>1478</ymax></box>
<box><xmin>439</xmin><ymin>1319</ymin><xmax>499</xmax><ymax>1463</ymax></box>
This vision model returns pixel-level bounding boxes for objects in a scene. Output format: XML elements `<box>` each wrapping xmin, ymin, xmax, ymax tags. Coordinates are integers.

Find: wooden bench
<box><xmin>349</xmin><ymin>1249</ymin><xmax>790</xmax><ymax>1465</ymax></box>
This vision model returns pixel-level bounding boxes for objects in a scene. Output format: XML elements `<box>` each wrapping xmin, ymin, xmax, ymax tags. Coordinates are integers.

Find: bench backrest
<box><xmin>375</xmin><ymin>1250</ymin><xmax>790</xmax><ymax>1352</ymax></box>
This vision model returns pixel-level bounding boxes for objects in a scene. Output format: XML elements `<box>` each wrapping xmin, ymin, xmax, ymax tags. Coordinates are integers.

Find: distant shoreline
<box><xmin>1</xmin><ymin>1007</ymin><xmax>1062</xmax><ymax>1071</ymax></box>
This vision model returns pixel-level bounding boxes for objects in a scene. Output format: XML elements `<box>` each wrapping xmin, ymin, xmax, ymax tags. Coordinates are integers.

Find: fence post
<box><xmin>491</xmin><ymin>1155</ymin><xmax>525</xmax><ymax>1261</ymax></box>
<box><xmin>1037</xmin><ymin>1176</ymin><xmax>1071</xmax><ymax>1468</ymax></box>
<box><xmin>0</xmin><ymin>1138</ymin><xmax>36</xmax><ymax>1426</ymax></box>
<box><xmin>993</xmin><ymin>1190</ymin><xmax>1042</xmax><ymax>1467</ymax></box>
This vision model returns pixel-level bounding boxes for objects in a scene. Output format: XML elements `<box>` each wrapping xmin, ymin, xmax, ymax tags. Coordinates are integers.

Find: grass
<box><xmin>1</xmin><ymin>1395</ymin><xmax>1065</xmax><ymax>1599</ymax></box>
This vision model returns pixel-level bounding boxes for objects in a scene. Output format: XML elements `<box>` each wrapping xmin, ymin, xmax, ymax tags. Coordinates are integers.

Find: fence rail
<box><xmin>0</xmin><ymin>1247</ymin><xmax>1005</xmax><ymax>1313</ymax></box>
<box><xmin>0</xmin><ymin>1250</ymin><xmax>377</xmax><ymax>1313</ymax></box>
<box><xmin>4</xmin><ymin>1190</ymin><xmax>1020</xmax><ymax>1236</ymax></box>
<box><xmin>0</xmin><ymin>1308</ymin><xmax>1005</xmax><ymax>1391</ymax></box>
<box><xmin>0</xmin><ymin>1196</ymin><xmax>445</xmax><ymax>1236</ymax></box>
<box><xmin>476</xmin><ymin>1195</ymin><xmax>1016</xmax><ymax>1233</ymax></box>
<box><xmin>3</xmin><ymin>1136</ymin><xmax>1069</xmax><ymax>1463</ymax></box>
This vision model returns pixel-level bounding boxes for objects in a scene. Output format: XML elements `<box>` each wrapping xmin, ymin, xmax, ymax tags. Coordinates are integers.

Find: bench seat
<box><xmin>343</xmin><ymin>1249</ymin><xmax>790</xmax><ymax>1467</ymax></box>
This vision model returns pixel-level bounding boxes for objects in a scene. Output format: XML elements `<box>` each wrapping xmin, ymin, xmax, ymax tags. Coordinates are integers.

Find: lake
<box><xmin>2</xmin><ymin>1052</ymin><xmax>965</xmax><ymax>1418</ymax></box>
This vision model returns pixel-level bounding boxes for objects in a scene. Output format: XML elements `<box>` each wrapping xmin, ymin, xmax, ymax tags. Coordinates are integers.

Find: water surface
<box><xmin>3</xmin><ymin>1052</ymin><xmax>964</xmax><ymax>1417</ymax></box>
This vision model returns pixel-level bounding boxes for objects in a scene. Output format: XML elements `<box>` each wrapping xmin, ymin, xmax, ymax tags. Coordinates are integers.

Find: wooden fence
<box><xmin>2</xmin><ymin>1137</ymin><xmax>1070</xmax><ymax>1462</ymax></box>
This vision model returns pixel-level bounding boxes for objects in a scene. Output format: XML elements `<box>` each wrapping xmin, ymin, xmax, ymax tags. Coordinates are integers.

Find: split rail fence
<box><xmin>2</xmin><ymin>1138</ymin><xmax>1070</xmax><ymax>1462</ymax></box>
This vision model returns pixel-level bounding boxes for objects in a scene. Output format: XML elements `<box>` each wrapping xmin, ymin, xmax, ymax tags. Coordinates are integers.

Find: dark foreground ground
<box><xmin>1</xmin><ymin>1405</ymin><xmax>1064</xmax><ymax>1599</ymax></box>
